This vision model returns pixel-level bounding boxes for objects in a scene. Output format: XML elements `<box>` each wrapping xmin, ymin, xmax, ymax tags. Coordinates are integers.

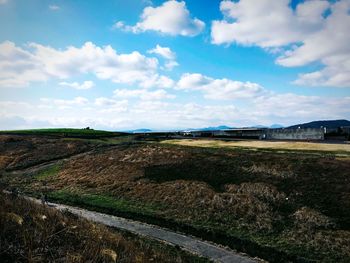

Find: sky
<box><xmin>0</xmin><ymin>0</ymin><xmax>349</xmax><ymax>131</ymax></box>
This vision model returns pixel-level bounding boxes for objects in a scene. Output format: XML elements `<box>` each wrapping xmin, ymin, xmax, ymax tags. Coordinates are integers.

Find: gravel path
<box><xmin>26</xmin><ymin>196</ymin><xmax>257</xmax><ymax>263</ymax></box>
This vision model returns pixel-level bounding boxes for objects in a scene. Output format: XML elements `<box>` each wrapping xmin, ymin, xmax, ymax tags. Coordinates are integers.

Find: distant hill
<box><xmin>288</xmin><ymin>119</ymin><xmax>350</xmax><ymax>129</ymax></box>
<box><xmin>184</xmin><ymin>125</ymin><xmax>234</xmax><ymax>131</ymax></box>
<box><xmin>0</xmin><ymin>128</ymin><xmax>128</xmax><ymax>138</ymax></box>
<box><xmin>198</xmin><ymin>125</ymin><xmax>232</xmax><ymax>131</ymax></box>
<box><xmin>246</xmin><ymin>124</ymin><xmax>284</xmax><ymax>129</ymax></box>
<box><xmin>130</xmin><ymin>128</ymin><xmax>153</xmax><ymax>133</ymax></box>
<box><xmin>270</xmin><ymin>124</ymin><xmax>284</xmax><ymax>129</ymax></box>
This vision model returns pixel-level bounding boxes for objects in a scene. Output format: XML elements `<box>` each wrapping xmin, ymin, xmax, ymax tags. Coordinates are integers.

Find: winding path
<box><xmin>27</xmin><ymin>196</ymin><xmax>257</xmax><ymax>263</ymax></box>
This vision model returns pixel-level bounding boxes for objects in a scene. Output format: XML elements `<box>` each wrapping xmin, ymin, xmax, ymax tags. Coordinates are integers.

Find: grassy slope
<box><xmin>1</xmin><ymin>136</ymin><xmax>350</xmax><ymax>262</ymax></box>
<box><xmin>0</xmin><ymin>128</ymin><xmax>128</xmax><ymax>138</ymax></box>
<box><xmin>0</xmin><ymin>191</ymin><xmax>209</xmax><ymax>263</ymax></box>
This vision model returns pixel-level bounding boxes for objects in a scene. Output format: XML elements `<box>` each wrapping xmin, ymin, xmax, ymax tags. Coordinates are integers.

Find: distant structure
<box><xmin>183</xmin><ymin>127</ymin><xmax>324</xmax><ymax>140</ymax></box>
<box><xmin>133</xmin><ymin>122</ymin><xmax>350</xmax><ymax>141</ymax></box>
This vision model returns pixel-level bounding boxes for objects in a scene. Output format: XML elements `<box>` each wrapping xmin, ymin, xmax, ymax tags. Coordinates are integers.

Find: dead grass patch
<box><xmin>164</xmin><ymin>139</ymin><xmax>350</xmax><ymax>153</ymax></box>
<box><xmin>0</xmin><ymin>192</ymin><xmax>208</xmax><ymax>263</ymax></box>
<box><xmin>2</xmin><ymin>136</ymin><xmax>350</xmax><ymax>262</ymax></box>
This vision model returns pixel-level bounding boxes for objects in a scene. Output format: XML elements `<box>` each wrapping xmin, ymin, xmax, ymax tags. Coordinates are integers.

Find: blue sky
<box><xmin>0</xmin><ymin>0</ymin><xmax>349</xmax><ymax>130</ymax></box>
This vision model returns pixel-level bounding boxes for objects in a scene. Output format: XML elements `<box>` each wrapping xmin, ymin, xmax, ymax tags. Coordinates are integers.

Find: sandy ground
<box><xmin>163</xmin><ymin>139</ymin><xmax>350</xmax><ymax>153</ymax></box>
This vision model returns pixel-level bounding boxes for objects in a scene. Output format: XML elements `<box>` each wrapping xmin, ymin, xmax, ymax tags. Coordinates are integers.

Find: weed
<box><xmin>35</xmin><ymin>164</ymin><xmax>60</xmax><ymax>180</ymax></box>
<box><xmin>0</xmin><ymin>191</ymin><xmax>210</xmax><ymax>263</ymax></box>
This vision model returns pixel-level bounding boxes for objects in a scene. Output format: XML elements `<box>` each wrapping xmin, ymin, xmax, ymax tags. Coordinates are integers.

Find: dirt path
<box><xmin>24</xmin><ymin>196</ymin><xmax>257</xmax><ymax>263</ymax></box>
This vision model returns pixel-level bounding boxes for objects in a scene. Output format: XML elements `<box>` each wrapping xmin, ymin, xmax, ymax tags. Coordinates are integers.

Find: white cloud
<box><xmin>277</xmin><ymin>1</ymin><xmax>350</xmax><ymax>87</ymax></box>
<box><xmin>0</xmin><ymin>41</ymin><xmax>48</xmax><ymax>87</ymax></box>
<box><xmin>148</xmin><ymin>44</ymin><xmax>175</xmax><ymax>60</ymax></box>
<box><xmin>59</xmin><ymin>80</ymin><xmax>94</xmax><ymax>90</ymax></box>
<box><xmin>94</xmin><ymin>98</ymin><xmax>128</xmax><ymax>113</ymax></box>
<box><xmin>120</xmin><ymin>0</ymin><xmax>205</xmax><ymax>36</ymax></box>
<box><xmin>212</xmin><ymin>0</ymin><xmax>350</xmax><ymax>88</ymax></box>
<box><xmin>164</xmin><ymin>60</ymin><xmax>179</xmax><ymax>70</ymax></box>
<box><xmin>49</xmin><ymin>5</ymin><xmax>60</xmax><ymax>11</ymax></box>
<box><xmin>139</xmin><ymin>74</ymin><xmax>175</xmax><ymax>89</ymax></box>
<box><xmin>0</xmin><ymin>41</ymin><xmax>161</xmax><ymax>88</ymax></box>
<box><xmin>1</xmin><ymin>92</ymin><xmax>349</xmax><ymax>130</ymax></box>
<box><xmin>114</xmin><ymin>88</ymin><xmax>175</xmax><ymax>101</ymax></box>
<box><xmin>112</xmin><ymin>21</ymin><xmax>125</xmax><ymax>30</ymax></box>
<box><xmin>211</xmin><ymin>0</ymin><xmax>329</xmax><ymax>47</ymax></box>
<box><xmin>40</xmin><ymin>97</ymin><xmax>89</xmax><ymax>109</ymax></box>
<box><xmin>148</xmin><ymin>44</ymin><xmax>179</xmax><ymax>70</ymax></box>
<box><xmin>176</xmin><ymin>73</ymin><xmax>265</xmax><ymax>100</ymax></box>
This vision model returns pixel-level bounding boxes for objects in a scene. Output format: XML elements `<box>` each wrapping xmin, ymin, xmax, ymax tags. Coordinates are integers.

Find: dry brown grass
<box><xmin>163</xmin><ymin>139</ymin><xmax>350</xmax><ymax>153</ymax></box>
<box><xmin>0</xmin><ymin>192</ymin><xmax>206</xmax><ymax>263</ymax></box>
<box><xmin>0</xmin><ymin>135</ymin><xmax>92</xmax><ymax>171</ymax></box>
<box><xmin>2</xmin><ymin>136</ymin><xmax>350</xmax><ymax>262</ymax></box>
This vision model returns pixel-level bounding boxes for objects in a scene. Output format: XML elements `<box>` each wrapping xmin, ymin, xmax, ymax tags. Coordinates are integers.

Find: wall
<box><xmin>266</xmin><ymin>128</ymin><xmax>324</xmax><ymax>140</ymax></box>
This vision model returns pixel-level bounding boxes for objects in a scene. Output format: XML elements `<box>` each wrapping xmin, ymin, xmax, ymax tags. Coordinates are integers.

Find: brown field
<box><xmin>163</xmin><ymin>139</ymin><xmax>350</xmax><ymax>154</ymax></box>
<box><xmin>1</xmin><ymin>135</ymin><xmax>350</xmax><ymax>262</ymax></box>
<box><xmin>0</xmin><ymin>191</ymin><xmax>205</xmax><ymax>263</ymax></box>
<box><xmin>0</xmin><ymin>135</ymin><xmax>94</xmax><ymax>171</ymax></box>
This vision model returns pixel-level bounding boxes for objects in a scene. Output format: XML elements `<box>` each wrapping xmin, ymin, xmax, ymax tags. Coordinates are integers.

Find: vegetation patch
<box><xmin>34</xmin><ymin>164</ymin><xmax>61</xmax><ymax>180</ymax></box>
<box><xmin>2</xmin><ymin>135</ymin><xmax>350</xmax><ymax>262</ymax></box>
<box><xmin>0</xmin><ymin>128</ymin><xmax>128</xmax><ymax>138</ymax></box>
<box><xmin>0</xmin><ymin>191</ymin><xmax>210</xmax><ymax>263</ymax></box>
<box><xmin>49</xmin><ymin>190</ymin><xmax>161</xmax><ymax>217</ymax></box>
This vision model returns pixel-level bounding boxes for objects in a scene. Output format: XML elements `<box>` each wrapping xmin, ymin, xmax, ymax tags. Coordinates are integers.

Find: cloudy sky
<box><xmin>0</xmin><ymin>0</ymin><xmax>349</xmax><ymax>130</ymax></box>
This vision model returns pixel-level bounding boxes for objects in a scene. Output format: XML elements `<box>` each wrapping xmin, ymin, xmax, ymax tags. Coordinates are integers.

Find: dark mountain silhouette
<box><xmin>288</xmin><ymin>119</ymin><xmax>350</xmax><ymax>129</ymax></box>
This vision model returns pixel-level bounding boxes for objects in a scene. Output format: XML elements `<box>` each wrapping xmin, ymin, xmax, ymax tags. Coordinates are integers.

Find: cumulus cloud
<box><xmin>148</xmin><ymin>44</ymin><xmax>175</xmax><ymax>60</ymax></box>
<box><xmin>0</xmin><ymin>41</ymin><xmax>160</xmax><ymax>88</ymax></box>
<box><xmin>117</xmin><ymin>0</ymin><xmax>205</xmax><ymax>36</ymax></box>
<box><xmin>212</xmin><ymin>0</ymin><xmax>350</xmax><ymax>88</ymax></box>
<box><xmin>176</xmin><ymin>73</ymin><xmax>265</xmax><ymax>100</ymax></box>
<box><xmin>2</xmin><ymin>92</ymin><xmax>349</xmax><ymax>130</ymax></box>
<box><xmin>0</xmin><ymin>41</ymin><xmax>48</xmax><ymax>87</ymax></box>
<box><xmin>40</xmin><ymin>97</ymin><xmax>89</xmax><ymax>109</ymax></box>
<box><xmin>59</xmin><ymin>80</ymin><xmax>94</xmax><ymax>90</ymax></box>
<box><xmin>211</xmin><ymin>0</ymin><xmax>329</xmax><ymax>47</ymax></box>
<box><xmin>164</xmin><ymin>60</ymin><xmax>179</xmax><ymax>70</ymax></box>
<box><xmin>94</xmin><ymin>98</ymin><xmax>128</xmax><ymax>113</ymax></box>
<box><xmin>138</xmin><ymin>74</ymin><xmax>175</xmax><ymax>89</ymax></box>
<box><xmin>114</xmin><ymin>88</ymin><xmax>175</xmax><ymax>101</ymax></box>
<box><xmin>277</xmin><ymin>1</ymin><xmax>350</xmax><ymax>87</ymax></box>
<box><xmin>148</xmin><ymin>44</ymin><xmax>178</xmax><ymax>70</ymax></box>
<box><xmin>112</xmin><ymin>21</ymin><xmax>125</xmax><ymax>30</ymax></box>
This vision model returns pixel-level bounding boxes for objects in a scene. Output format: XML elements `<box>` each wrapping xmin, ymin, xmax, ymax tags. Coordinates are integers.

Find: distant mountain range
<box><xmin>127</xmin><ymin>120</ymin><xmax>349</xmax><ymax>133</ymax></box>
<box><xmin>288</xmin><ymin>119</ymin><xmax>350</xmax><ymax>129</ymax></box>
<box><xmin>247</xmin><ymin>124</ymin><xmax>284</xmax><ymax>129</ymax></box>
<box><xmin>193</xmin><ymin>125</ymin><xmax>232</xmax><ymax>131</ymax></box>
<box><xmin>129</xmin><ymin>128</ymin><xmax>153</xmax><ymax>133</ymax></box>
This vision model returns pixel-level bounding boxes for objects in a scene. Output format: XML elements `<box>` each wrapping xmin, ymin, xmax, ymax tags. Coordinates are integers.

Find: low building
<box><xmin>266</xmin><ymin>128</ymin><xmax>324</xmax><ymax>140</ymax></box>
